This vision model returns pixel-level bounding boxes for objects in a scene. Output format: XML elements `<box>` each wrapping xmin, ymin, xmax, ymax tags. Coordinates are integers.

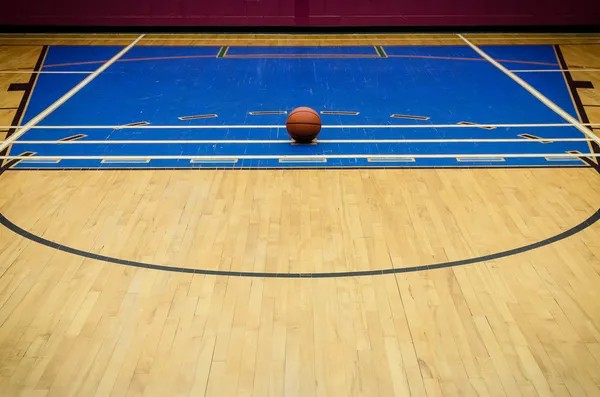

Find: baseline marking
<box><xmin>459</xmin><ymin>34</ymin><xmax>600</xmax><ymax>146</ymax></box>
<box><xmin>1</xmin><ymin>153</ymin><xmax>599</xmax><ymax>161</ymax></box>
<box><xmin>0</xmin><ymin>34</ymin><xmax>145</xmax><ymax>154</ymax></box>
<box><xmin>5</xmin><ymin>138</ymin><xmax>594</xmax><ymax>145</ymax></box>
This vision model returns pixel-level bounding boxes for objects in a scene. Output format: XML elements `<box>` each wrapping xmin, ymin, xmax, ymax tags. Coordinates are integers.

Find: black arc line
<box><xmin>0</xmin><ymin>202</ymin><xmax>597</xmax><ymax>278</ymax></box>
<box><xmin>0</xmin><ymin>45</ymin><xmax>599</xmax><ymax>278</ymax></box>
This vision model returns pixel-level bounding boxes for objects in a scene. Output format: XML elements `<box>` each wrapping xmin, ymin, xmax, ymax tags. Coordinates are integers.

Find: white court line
<box><xmin>0</xmin><ymin>34</ymin><xmax>145</xmax><ymax>154</ymax></box>
<box><xmin>459</xmin><ymin>34</ymin><xmax>600</xmax><ymax>146</ymax></box>
<box><xmin>5</xmin><ymin>138</ymin><xmax>594</xmax><ymax>145</ymax></box>
<box><xmin>0</xmin><ymin>71</ymin><xmax>95</xmax><ymax>74</ymax></box>
<box><xmin>2</xmin><ymin>153</ymin><xmax>599</xmax><ymax>161</ymax></box>
<box><xmin>1</xmin><ymin>123</ymin><xmax>600</xmax><ymax>130</ymax></box>
<box><xmin>511</xmin><ymin>69</ymin><xmax>600</xmax><ymax>73</ymax></box>
<box><xmin>0</xmin><ymin>69</ymin><xmax>597</xmax><ymax>75</ymax></box>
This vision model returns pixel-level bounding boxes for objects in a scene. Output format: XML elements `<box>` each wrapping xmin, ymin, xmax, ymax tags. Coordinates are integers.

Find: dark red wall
<box><xmin>2</xmin><ymin>0</ymin><xmax>600</xmax><ymax>26</ymax></box>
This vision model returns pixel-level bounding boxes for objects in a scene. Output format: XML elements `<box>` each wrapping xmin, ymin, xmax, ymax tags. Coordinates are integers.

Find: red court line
<box><xmin>43</xmin><ymin>54</ymin><xmax>217</xmax><ymax>68</ymax></box>
<box><xmin>224</xmin><ymin>54</ymin><xmax>379</xmax><ymax>58</ymax></box>
<box><xmin>387</xmin><ymin>54</ymin><xmax>558</xmax><ymax>66</ymax></box>
<box><xmin>40</xmin><ymin>52</ymin><xmax>561</xmax><ymax>69</ymax></box>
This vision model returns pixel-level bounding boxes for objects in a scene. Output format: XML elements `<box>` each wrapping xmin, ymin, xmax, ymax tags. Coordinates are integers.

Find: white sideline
<box><xmin>458</xmin><ymin>34</ymin><xmax>600</xmax><ymax>146</ymax></box>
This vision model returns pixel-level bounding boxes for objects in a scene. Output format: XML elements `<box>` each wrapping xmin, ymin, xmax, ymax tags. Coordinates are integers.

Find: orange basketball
<box><xmin>286</xmin><ymin>107</ymin><xmax>321</xmax><ymax>143</ymax></box>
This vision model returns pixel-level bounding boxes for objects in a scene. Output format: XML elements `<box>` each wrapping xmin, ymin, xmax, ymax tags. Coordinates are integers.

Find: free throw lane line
<box><xmin>0</xmin><ymin>34</ymin><xmax>145</xmax><ymax>154</ymax></box>
<box><xmin>458</xmin><ymin>34</ymin><xmax>600</xmax><ymax>146</ymax></box>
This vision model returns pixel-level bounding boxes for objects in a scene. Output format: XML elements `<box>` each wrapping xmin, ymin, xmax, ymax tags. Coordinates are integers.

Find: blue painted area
<box><xmin>15</xmin><ymin>126</ymin><xmax>586</xmax><ymax>141</ymax></box>
<box><xmin>29</xmin><ymin>57</ymin><xmax>569</xmax><ymax>126</ymax></box>
<box><xmin>517</xmin><ymin>72</ymin><xmax>579</xmax><ymax>118</ymax></box>
<box><xmin>383</xmin><ymin>44</ymin><xmax>559</xmax><ymax>70</ymax></box>
<box><xmin>11</xmin><ymin>140</ymin><xmax>585</xmax><ymax>156</ymax></box>
<box><xmin>42</xmin><ymin>46</ymin><xmax>221</xmax><ymax>72</ymax></box>
<box><xmin>226</xmin><ymin>46</ymin><xmax>378</xmax><ymax>55</ymax></box>
<box><xmin>11</xmin><ymin>156</ymin><xmax>585</xmax><ymax>169</ymax></box>
<box><xmin>124</xmin><ymin>46</ymin><xmax>220</xmax><ymax>58</ymax></box>
<box><xmin>12</xmin><ymin>45</ymin><xmax>591</xmax><ymax>169</ymax></box>
<box><xmin>21</xmin><ymin>75</ymin><xmax>88</xmax><ymax>124</ymax></box>
<box><xmin>480</xmin><ymin>45</ymin><xmax>559</xmax><ymax>70</ymax></box>
<box><xmin>42</xmin><ymin>46</ymin><xmax>123</xmax><ymax>72</ymax></box>
<box><xmin>382</xmin><ymin>45</ymin><xmax>480</xmax><ymax>59</ymax></box>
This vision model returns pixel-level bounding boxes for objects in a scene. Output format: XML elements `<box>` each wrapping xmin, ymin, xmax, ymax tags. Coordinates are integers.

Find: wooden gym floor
<box><xmin>0</xmin><ymin>33</ymin><xmax>599</xmax><ymax>396</ymax></box>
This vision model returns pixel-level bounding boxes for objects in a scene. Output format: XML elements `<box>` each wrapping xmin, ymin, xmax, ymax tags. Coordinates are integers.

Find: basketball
<box><xmin>286</xmin><ymin>107</ymin><xmax>322</xmax><ymax>143</ymax></box>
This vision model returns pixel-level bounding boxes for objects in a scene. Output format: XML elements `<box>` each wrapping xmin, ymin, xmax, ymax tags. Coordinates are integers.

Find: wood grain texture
<box><xmin>1</xmin><ymin>33</ymin><xmax>600</xmax><ymax>47</ymax></box>
<box><xmin>0</xmin><ymin>167</ymin><xmax>598</xmax><ymax>396</ymax></box>
<box><xmin>0</xmin><ymin>35</ymin><xmax>599</xmax><ymax>396</ymax></box>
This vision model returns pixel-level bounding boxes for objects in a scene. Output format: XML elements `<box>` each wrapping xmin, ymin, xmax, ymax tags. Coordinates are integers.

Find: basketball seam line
<box><xmin>286</xmin><ymin>123</ymin><xmax>322</xmax><ymax>127</ymax></box>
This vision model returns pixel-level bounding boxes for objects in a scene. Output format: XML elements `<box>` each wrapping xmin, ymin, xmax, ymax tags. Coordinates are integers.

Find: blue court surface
<box><xmin>8</xmin><ymin>44</ymin><xmax>596</xmax><ymax>169</ymax></box>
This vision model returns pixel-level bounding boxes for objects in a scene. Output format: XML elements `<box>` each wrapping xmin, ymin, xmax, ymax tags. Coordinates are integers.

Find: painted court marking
<box><xmin>459</xmin><ymin>34</ymin><xmax>600</xmax><ymax>146</ymax></box>
<box><xmin>178</xmin><ymin>114</ymin><xmax>218</xmax><ymax>121</ymax></box>
<box><xmin>0</xmin><ymin>34</ymin><xmax>145</xmax><ymax>154</ymax></box>
<box><xmin>32</xmin><ymin>52</ymin><xmax>562</xmax><ymax>69</ymax></box>
<box><xmin>2</xmin><ymin>123</ymin><xmax>600</xmax><ymax>130</ymax></box>
<box><xmin>1</xmin><ymin>153</ymin><xmax>598</xmax><ymax>161</ymax></box>
<box><xmin>5</xmin><ymin>138</ymin><xmax>594</xmax><ymax>145</ymax></box>
<box><xmin>511</xmin><ymin>68</ymin><xmax>600</xmax><ymax>73</ymax></box>
<box><xmin>0</xmin><ymin>71</ymin><xmax>95</xmax><ymax>74</ymax></box>
<box><xmin>1</xmin><ymin>68</ymin><xmax>598</xmax><ymax>75</ymax></box>
<box><xmin>0</xmin><ymin>206</ymin><xmax>597</xmax><ymax>277</ymax></box>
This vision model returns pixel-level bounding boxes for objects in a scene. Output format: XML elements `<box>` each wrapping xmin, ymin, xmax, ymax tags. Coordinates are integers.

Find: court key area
<box><xmin>2</xmin><ymin>39</ymin><xmax>600</xmax><ymax>169</ymax></box>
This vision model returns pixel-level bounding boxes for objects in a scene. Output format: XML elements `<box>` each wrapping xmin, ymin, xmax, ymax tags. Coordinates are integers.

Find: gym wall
<box><xmin>2</xmin><ymin>0</ymin><xmax>599</xmax><ymax>27</ymax></box>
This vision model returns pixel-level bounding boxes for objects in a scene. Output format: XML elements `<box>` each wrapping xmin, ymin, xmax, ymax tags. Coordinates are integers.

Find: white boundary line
<box><xmin>1</xmin><ymin>123</ymin><xmax>599</xmax><ymax>130</ymax></box>
<box><xmin>0</xmin><ymin>69</ymin><xmax>598</xmax><ymax>76</ymax></box>
<box><xmin>4</xmin><ymin>138</ymin><xmax>594</xmax><ymax>145</ymax></box>
<box><xmin>0</xmin><ymin>34</ymin><xmax>145</xmax><ymax>154</ymax></box>
<box><xmin>2</xmin><ymin>153</ymin><xmax>599</xmax><ymax>161</ymax></box>
<box><xmin>458</xmin><ymin>34</ymin><xmax>600</xmax><ymax>146</ymax></box>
